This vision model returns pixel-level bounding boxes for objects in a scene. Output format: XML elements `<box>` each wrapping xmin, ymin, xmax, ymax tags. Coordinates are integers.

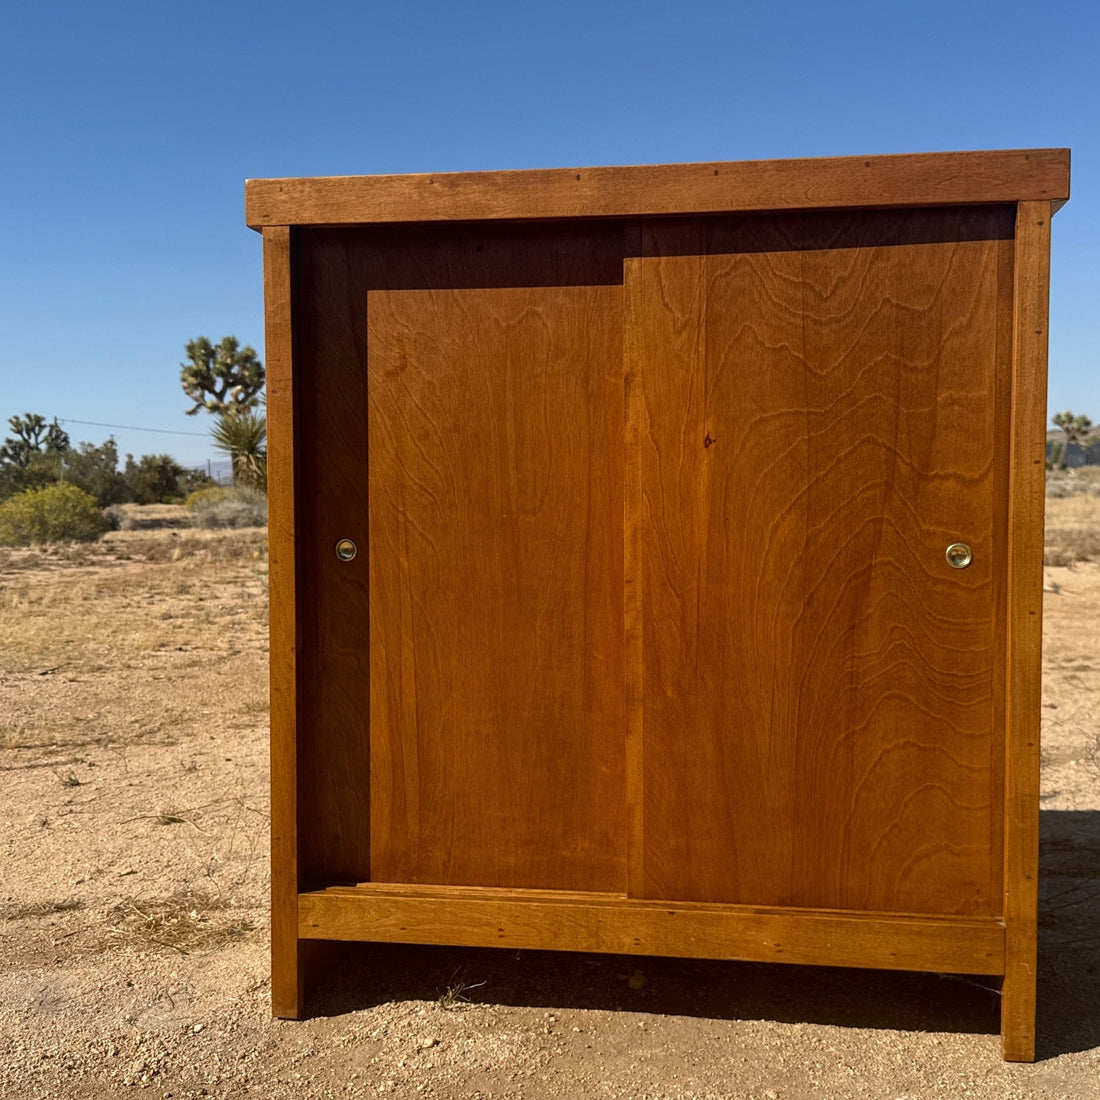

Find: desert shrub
<box><xmin>0</xmin><ymin>484</ymin><xmax>110</xmax><ymax>546</ymax></box>
<box><xmin>1044</xmin><ymin>493</ymin><xmax>1100</xmax><ymax>565</ymax></box>
<box><xmin>1045</xmin><ymin>533</ymin><xmax>1100</xmax><ymax>566</ymax></box>
<box><xmin>184</xmin><ymin>486</ymin><xmax>230</xmax><ymax>511</ymax></box>
<box><xmin>102</xmin><ymin>504</ymin><xmax>161</xmax><ymax>532</ymax></box>
<box><xmin>115</xmin><ymin>530</ymin><xmax>268</xmax><ymax>563</ymax></box>
<box><xmin>187</xmin><ymin>487</ymin><xmax>267</xmax><ymax>529</ymax></box>
<box><xmin>1074</xmin><ymin>466</ymin><xmax>1100</xmax><ymax>494</ymax></box>
<box><xmin>61</xmin><ymin>438</ymin><xmax>130</xmax><ymax>506</ymax></box>
<box><xmin>1047</xmin><ymin>467</ymin><xmax>1100</xmax><ymax>499</ymax></box>
<box><xmin>123</xmin><ymin>453</ymin><xmax>186</xmax><ymax>504</ymax></box>
<box><xmin>0</xmin><ymin>449</ymin><xmax>63</xmax><ymax>500</ymax></box>
<box><xmin>179</xmin><ymin>467</ymin><xmax>218</xmax><ymax>495</ymax></box>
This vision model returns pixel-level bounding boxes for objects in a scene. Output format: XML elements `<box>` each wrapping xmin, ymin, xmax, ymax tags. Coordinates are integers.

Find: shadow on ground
<box><xmin>1037</xmin><ymin>808</ymin><xmax>1100</xmax><ymax>1059</ymax></box>
<box><xmin>300</xmin><ymin>809</ymin><xmax>1098</xmax><ymax>1062</ymax></box>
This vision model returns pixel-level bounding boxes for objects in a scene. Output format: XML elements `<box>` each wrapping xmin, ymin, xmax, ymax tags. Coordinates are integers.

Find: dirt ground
<box><xmin>1</xmin><ymin>499</ymin><xmax>1098</xmax><ymax>1100</ymax></box>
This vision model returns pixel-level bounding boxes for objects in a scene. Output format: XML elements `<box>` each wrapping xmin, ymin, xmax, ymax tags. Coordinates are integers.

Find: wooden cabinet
<box><xmin>247</xmin><ymin>148</ymin><xmax>1069</xmax><ymax>1061</ymax></box>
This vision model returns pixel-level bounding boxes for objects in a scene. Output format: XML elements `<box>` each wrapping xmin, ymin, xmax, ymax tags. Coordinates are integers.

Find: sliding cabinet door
<box><xmin>626</xmin><ymin>208</ymin><xmax>1014</xmax><ymax>916</ymax></box>
<box><xmin>360</xmin><ymin>223</ymin><xmax>627</xmax><ymax>892</ymax></box>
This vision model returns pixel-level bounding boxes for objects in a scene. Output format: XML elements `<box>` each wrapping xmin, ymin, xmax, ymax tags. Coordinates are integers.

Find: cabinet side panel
<box><xmin>365</xmin><ymin>223</ymin><xmax>627</xmax><ymax>893</ymax></box>
<box><xmin>1001</xmin><ymin>201</ymin><xmax>1051</xmax><ymax>1062</ymax></box>
<box><xmin>264</xmin><ymin>225</ymin><xmax>302</xmax><ymax>1015</ymax></box>
<box><xmin>633</xmin><ymin>207</ymin><xmax>1013</xmax><ymax>916</ymax></box>
<box><xmin>295</xmin><ymin>230</ymin><xmax>372</xmax><ymax>885</ymax></box>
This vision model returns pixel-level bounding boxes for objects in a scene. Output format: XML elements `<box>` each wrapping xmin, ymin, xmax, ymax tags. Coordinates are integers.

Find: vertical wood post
<box><xmin>264</xmin><ymin>225</ymin><xmax>303</xmax><ymax>1018</ymax></box>
<box><xmin>623</xmin><ymin>225</ymin><xmax>646</xmax><ymax>900</ymax></box>
<box><xmin>1002</xmin><ymin>200</ymin><xmax>1052</xmax><ymax>1061</ymax></box>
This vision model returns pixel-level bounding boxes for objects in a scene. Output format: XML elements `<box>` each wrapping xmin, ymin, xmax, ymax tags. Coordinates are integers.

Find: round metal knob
<box><xmin>945</xmin><ymin>543</ymin><xmax>972</xmax><ymax>569</ymax></box>
<box><xmin>335</xmin><ymin>538</ymin><xmax>357</xmax><ymax>562</ymax></box>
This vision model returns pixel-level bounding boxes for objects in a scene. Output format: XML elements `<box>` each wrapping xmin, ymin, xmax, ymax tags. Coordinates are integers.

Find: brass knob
<box><xmin>335</xmin><ymin>538</ymin><xmax>357</xmax><ymax>562</ymax></box>
<box><xmin>945</xmin><ymin>543</ymin><xmax>972</xmax><ymax>569</ymax></box>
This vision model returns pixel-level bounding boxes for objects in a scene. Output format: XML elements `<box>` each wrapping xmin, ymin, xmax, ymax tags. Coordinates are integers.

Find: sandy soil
<box><xmin>0</xmin><ymin>511</ymin><xmax>1097</xmax><ymax>1099</ymax></box>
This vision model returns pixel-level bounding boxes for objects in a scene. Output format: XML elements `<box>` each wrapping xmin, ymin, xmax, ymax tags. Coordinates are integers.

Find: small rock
<box><xmin>419</xmin><ymin>1037</ymin><xmax>439</xmax><ymax>1049</ymax></box>
<box><xmin>192</xmin><ymin>1024</ymin><xmax>204</xmax><ymax>1033</ymax></box>
<box><xmin>764</xmin><ymin>1091</ymin><xmax>779</xmax><ymax>1099</ymax></box>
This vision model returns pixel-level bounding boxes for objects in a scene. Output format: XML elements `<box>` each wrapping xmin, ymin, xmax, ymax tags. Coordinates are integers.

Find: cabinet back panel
<box><xmin>628</xmin><ymin>207</ymin><xmax>1013</xmax><ymax>915</ymax></box>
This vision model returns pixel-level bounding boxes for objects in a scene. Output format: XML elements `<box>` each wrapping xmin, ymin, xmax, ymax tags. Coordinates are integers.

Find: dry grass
<box><xmin>0</xmin><ymin>521</ymin><xmax>271</xmax><ymax>830</ymax></box>
<box><xmin>1046</xmin><ymin>466</ymin><xmax>1100</xmax><ymax>498</ymax></box>
<box><xmin>107</xmin><ymin>503</ymin><xmax>192</xmax><ymax>531</ymax></box>
<box><xmin>15</xmin><ymin>892</ymin><xmax>257</xmax><ymax>960</ymax></box>
<box><xmin>0</xmin><ymin>898</ymin><xmax>85</xmax><ymax>922</ymax></box>
<box><xmin>1</xmin><ymin>718</ymin><xmax>29</xmax><ymax>750</ymax></box>
<box><xmin>0</xmin><ymin>527</ymin><xmax>266</xmax><ymax>574</ymax></box>
<box><xmin>106</xmin><ymin>528</ymin><xmax>267</xmax><ymax>564</ymax></box>
<box><xmin>105</xmin><ymin>891</ymin><xmax>255</xmax><ymax>955</ymax></box>
<box><xmin>0</xmin><ymin>530</ymin><xmax>268</xmax><ymax>676</ymax></box>
<box><xmin>0</xmin><ymin>509</ymin><xmax>1098</xmax><ymax>1096</ymax></box>
<box><xmin>1045</xmin><ymin>491</ymin><xmax>1100</xmax><ymax>566</ymax></box>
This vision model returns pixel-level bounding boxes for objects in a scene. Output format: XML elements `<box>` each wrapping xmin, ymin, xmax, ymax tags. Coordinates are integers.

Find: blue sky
<box><xmin>1</xmin><ymin>1</ymin><xmax>1096</xmax><ymax>466</ymax></box>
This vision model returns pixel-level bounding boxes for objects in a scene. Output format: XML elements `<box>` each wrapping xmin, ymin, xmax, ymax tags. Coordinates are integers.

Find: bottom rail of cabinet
<box><xmin>295</xmin><ymin>883</ymin><xmax>1006</xmax><ymax>976</ymax></box>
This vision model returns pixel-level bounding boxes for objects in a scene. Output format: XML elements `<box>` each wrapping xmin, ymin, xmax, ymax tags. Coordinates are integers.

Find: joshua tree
<box><xmin>0</xmin><ymin>413</ymin><xmax>69</xmax><ymax>468</ymax></box>
<box><xmin>0</xmin><ymin>413</ymin><xmax>70</xmax><ymax>496</ymax></box>
<box><xmin>1052</xmin><ymin>411</ymin><xmax>1093</xmax><ymax>470</ymax></box>
<box><xmin>181</xmin><ymin>336</ymin><xmax>267</xmax><ymax>491</ymax></box>
<box><xmin>181</xmin><ymin>336</ymin><xmax>264</xmax><ymax>417</ymax></box>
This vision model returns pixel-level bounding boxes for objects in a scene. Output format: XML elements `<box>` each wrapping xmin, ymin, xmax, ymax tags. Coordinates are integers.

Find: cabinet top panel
<box><xmin>246</xmin><ymin>148</ymin><xmax>1069</xmax><ymax>230</ymax></box>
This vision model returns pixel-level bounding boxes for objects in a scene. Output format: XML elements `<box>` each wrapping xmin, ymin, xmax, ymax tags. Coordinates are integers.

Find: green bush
<box><xmin>0</xmin><ymin>483</ymin><xmax>110</xmax><ymax>546</ymax></box>
<box><xmin>186</xmin><ymin>487</ymin><xmax>267</xmax><ymax>529</ymax></box>
<box><xmin>62</xmin><ymin>438</ymin><xmax>130</xmax><ymax>506</ymax></box>
<box><xmin>0</xmin><ymin>449</ymin><xmax>64</xmax><ymax>501</ymax></box>
<box><xmin>123</xmin><ymin>453</ymin><xmax>186</xmax><ymax>504</ymax></box>
<box><xmin>179</xmin><ymin>467</ymin><xmax>218</xmax><ymax>496</ymax></box>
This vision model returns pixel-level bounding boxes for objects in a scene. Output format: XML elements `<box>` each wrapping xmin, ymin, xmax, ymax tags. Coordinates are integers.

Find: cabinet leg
<box><xmin>273</xmin><ymin>937</ymin><xmax>341</xmax><ymax>1018</ymax></box>
<box><xmin>1001</xmin><ymin>956</ymin><xmax>1037</xmax><ymax>1061</ymax></box>
<box><xmin>272</xmin><ymin>931</ymin><xmax>305</xmax><ymax>1019</ymax></box>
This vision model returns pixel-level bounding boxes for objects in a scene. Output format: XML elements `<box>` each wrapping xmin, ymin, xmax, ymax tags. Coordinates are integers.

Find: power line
<box><xmin>56</xmin><ymin>417</ymin><xmax>209</xmax><ymax>438</ymax></box>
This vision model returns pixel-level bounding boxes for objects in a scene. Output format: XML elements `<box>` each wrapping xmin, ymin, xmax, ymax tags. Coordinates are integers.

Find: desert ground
<box><xmin>1</xmin><ymin>489</ymin><xmax>1098</xmax><ymax>1100</ymax></box>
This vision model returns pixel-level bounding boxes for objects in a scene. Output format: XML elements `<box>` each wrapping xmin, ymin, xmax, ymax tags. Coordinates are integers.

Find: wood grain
<box><xmin>623</xmin><ymin>224</ymin><xmax>646</xmax><ymax>899</ymax></box>
<box><xmin>263</xmin><ymin>225</ymin><xmax>301</xmax><ymax>1017</ymax></box>
<box><xmin>246</xmin><ymin>149</ymin><xmax>1069</xmax><ymax>229</ymax></box>
<box><xmin>628</xmin><ymin>207</ymin><xmax>1015</xmax><ymax>915</ymax></box>
<box><xmin>294</xmin><ymin>230</ymin><xmax>373</xmax><ymax>886</ymax></box>
<box><xmin>1000</xmin><ymin>201</ymin><xmax>1051</xmax><ymax>1062</ymax></box>
<box><xmin>363</xmin><ymin>222</ymin><xmax>627</xmax><ymax>892</ymax></box>
<box><xmin>298</xmin><ymin>885</ymin><xmax>1006</xmax><ymax>975</ymax></box>
<box><xmin>256</xmin><ymin>157</ymin><xmax>1064</xmax><ymax>1054</ymax></box>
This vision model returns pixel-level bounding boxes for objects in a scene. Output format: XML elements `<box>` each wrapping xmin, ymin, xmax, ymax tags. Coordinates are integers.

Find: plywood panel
<box><xmin>630</xmin><ymin>207</ymin><xmax>1014</xmax><ymax>915</ymax></box>
<box><xmin>364</xmin><ymin>223</ymin><xmax>627</xmax><ymax>892</ymax></box>
<box><xmin>294</xmin><ymin>230</ymin><xmax>373</xmax><ymax>887</ymax></box>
